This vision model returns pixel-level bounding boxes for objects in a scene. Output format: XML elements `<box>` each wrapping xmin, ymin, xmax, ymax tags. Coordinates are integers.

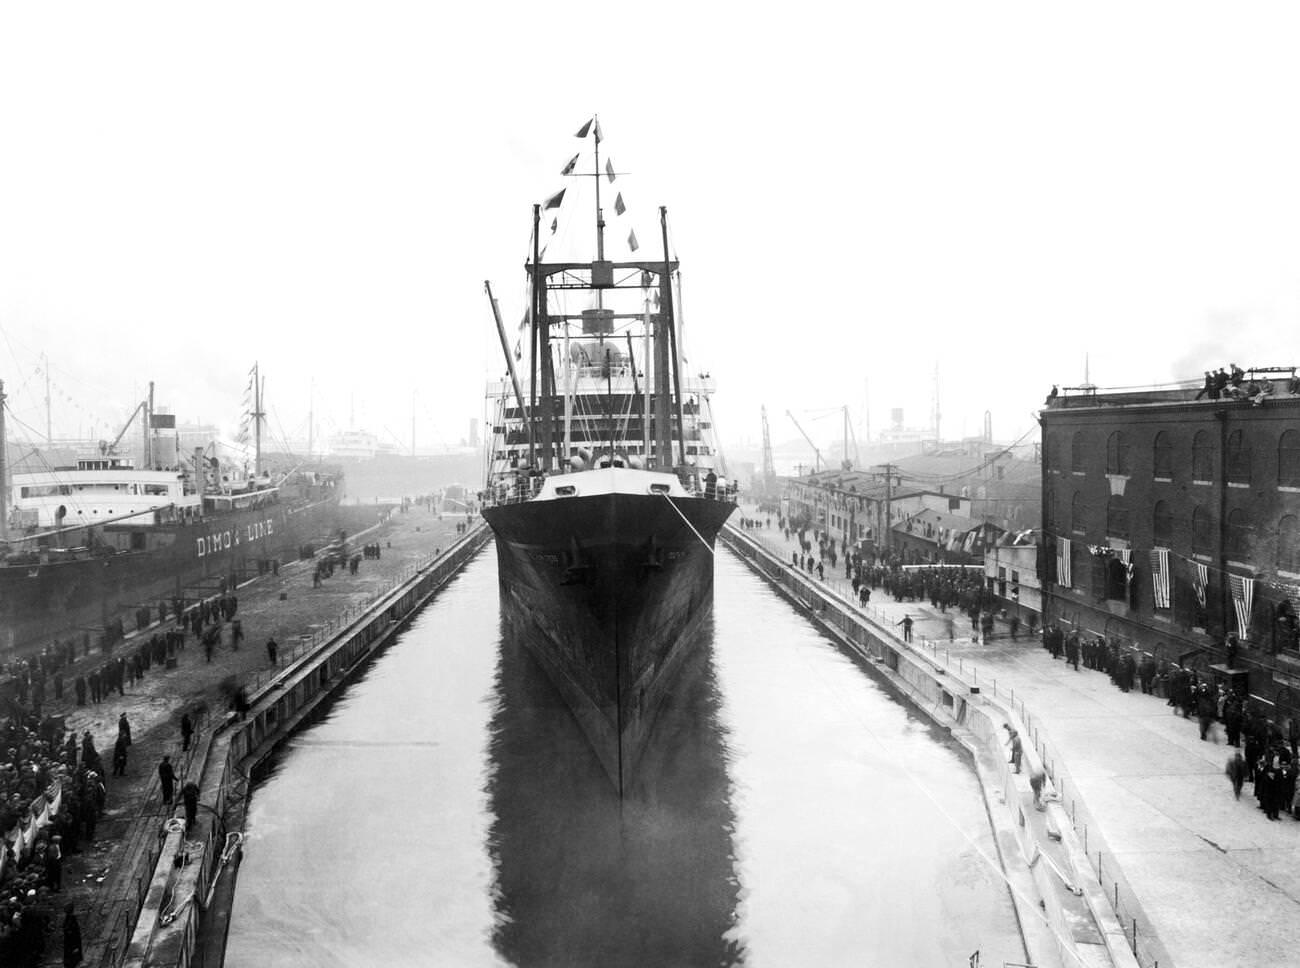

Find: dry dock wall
<box><xmin>721</xmin><ymin>527</ymin><xmax>1141</xmax><ymax>968</ymax></box>
<box><xmin>122</xmin><ymin>522</ymin><xmax>491</xmax><ymax>968</ymax></box>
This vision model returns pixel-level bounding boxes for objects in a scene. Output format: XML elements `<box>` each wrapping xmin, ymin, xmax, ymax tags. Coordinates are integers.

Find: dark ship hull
<box><xmin>0</xmin><ymin>494</ymin><xmax>344</xmax><ymax>653</ymax></box>
<box><xmin>482</xmin><ymin>490</ymin><xmax>733</xmax><ymax>794</ymax></box>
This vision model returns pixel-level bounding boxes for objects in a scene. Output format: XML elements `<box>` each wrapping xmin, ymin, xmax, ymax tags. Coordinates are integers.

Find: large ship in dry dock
<box><xmin>480</xmin><ymin>118</ymin><xmax>735</xmax><ymax>795</ymax></box>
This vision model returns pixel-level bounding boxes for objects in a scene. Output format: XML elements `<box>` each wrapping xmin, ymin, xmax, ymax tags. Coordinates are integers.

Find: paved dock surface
<box><xmin>25</xmin><ymin>503</ymin><xmax>467</xmax><ymax>967</ymax></box>
<box><xmin>735</xmin><ymin>506</ymin><xmax>1300</xmax><ymax>968</ymax></box>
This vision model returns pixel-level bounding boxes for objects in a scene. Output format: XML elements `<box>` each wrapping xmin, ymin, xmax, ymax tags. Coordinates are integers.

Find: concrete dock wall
<box><xmin>124</xmin><ymin>522</ymin><xmax>491</xmax><ymax>968</ymax></box>
<box><xmin>720</xmin><ymin>526</ymin><xmax>1140</xmax><ymax>968</ymax></box>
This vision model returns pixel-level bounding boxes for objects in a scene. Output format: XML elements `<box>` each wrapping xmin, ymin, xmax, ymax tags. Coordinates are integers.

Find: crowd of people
<box><xmin>1194</xmin><ymin>363</ymin><xmax>1300</xmax><ymax>406</ymax></box>
<box><xmin>0</xmin><ymin>708</ymin><xmax>108</xmax><ymax>966</ymax></box>
<box><xmin>0</xmin><ymin>582</ymin><xmax>256</xmax><ymax>966</ymax></box>
<box><xmin>1038</xmin><ymin>625</ymin><xmax>1300</xmax><ymax>821</ymax></box>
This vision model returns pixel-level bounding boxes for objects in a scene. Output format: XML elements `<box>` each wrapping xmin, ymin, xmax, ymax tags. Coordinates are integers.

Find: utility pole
<box><xmin>0</xmin><ymin>379</ymin><xmax>7</xmax><ymax>541</ymax></box>
<box><xmin>876</xmin><ymin>462</ymin><xmax>899</xmax><ymax>554</ymax></box>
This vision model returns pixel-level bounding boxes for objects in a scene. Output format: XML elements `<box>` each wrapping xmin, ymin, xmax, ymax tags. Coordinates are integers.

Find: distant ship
<box><xmin>480</xmin><ymin>118</ymin><xmax>735</xmax><ymax>795</ymax></box>
<box><xmin>0</xmin><ymin>366</ymin><xmax>344</xmax><ymax>654</ymax></box>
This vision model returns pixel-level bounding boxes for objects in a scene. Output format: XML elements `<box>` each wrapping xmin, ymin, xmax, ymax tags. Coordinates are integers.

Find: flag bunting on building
<box><xmin>628</xmin><ymin>229</ymin><xmax>639</xmax><ymax>252</ymax></box>
<box><xmin>1230</xmin><ymin>574</ymin><xmax>1255</xmax><ymax>640</ymax></box>
<box><xmin>1191</xmin><ymin>561</ymin><xmax>1208</xmax><ymax>608</ymax></box>
<box><xmin>1057</xmin><ymin>538</ymin><xmax>1071</xmax><ymax>588</ymax></box>
<box><xmin>1149</xmin><ymin>548</ymin><xmax>1171</xmax><ymax>609</ymax></box>
<box><xmin>1116</xmin><ymin>548</ymin><xmax>1133</xmax><ymax>584</ymax></box>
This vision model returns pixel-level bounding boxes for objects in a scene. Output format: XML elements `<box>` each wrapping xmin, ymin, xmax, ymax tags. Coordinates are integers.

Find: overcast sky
<box><xmin>2</xmin><ymin>2</ymin><xmax>1297</xmax><ymax>459</ymax></box>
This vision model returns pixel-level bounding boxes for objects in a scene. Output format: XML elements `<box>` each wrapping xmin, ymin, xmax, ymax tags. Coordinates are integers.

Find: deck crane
<box><xmin>786</xmin><ymin>410</ymin><xmax>823</xmax><ymax>474</ymax></box>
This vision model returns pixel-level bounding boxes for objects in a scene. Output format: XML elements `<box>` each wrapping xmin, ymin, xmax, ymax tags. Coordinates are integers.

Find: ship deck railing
<box><xmin>482</xmin><ymin>472</ymin><xmax>739</xmax><ymax>509</ymax></box>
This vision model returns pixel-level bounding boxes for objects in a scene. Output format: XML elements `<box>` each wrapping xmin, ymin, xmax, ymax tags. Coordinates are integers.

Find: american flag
<box><xmin>1230</xmin><ymin>574</ymin><xmax>1255</xmax><ymax>640</ymax></box>
<box><xmin>1057</xmin><ymin>538</ymin><xmax>1071</xmax><ymax>588</ymax></box>
<box><xmin>1191</xmin><ymin>561</ymin><xmax>1208</xmax><ymax>608</ymax></box>
<box><xmin>1149</xmin><ymin>548</ymin><xmax>1171</xmax><ymax>609</ymax></box>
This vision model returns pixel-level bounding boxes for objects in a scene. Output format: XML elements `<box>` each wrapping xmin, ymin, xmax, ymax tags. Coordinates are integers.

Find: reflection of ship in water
<box><xmin>486</xmin><ymin>615</ymin><xmax>744</xmax><ymax>968</ymax></box>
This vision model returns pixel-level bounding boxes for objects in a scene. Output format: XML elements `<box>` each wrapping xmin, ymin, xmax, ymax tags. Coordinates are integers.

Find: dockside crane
<box><xmin>760</xmin><ymin>405</ymin><xmax>778</xmax><ymax>496</ymax></box>
<box><xmin>786</xmin><ymin>410</ymin><xmax>823</xmax><ymax>474</ymax></box>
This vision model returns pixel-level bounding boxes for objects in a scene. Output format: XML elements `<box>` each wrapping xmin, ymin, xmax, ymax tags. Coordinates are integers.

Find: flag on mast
<box><xmin>575</xmin><ymin>118</ymin><xmax>593</xmax><ymax>138</ymax></box>
<box><xmin>594</xmin><ymin>119</ymin><xmax>603</xmax><ymax>143</ymax></box>
<box><xmin>606</xmin><ymin>158</ymin><xmax>616</xmax><ymax>182</ymax></box>
<box><xmin>560</xmin><ymin>153</ymin><xmax>579</xmax><ymax>175</ymax></box>
<box><xmin>544</xmin><ymin>188</ymin><xmax>565</xmax><ymax>210</ymax></box>
<box><xmin>627</xmin><ymin>229</ymin><xmax>639</xmax><ymax>252</ymax></box>
<box><xmin>614</xmin><ymin>193</ymin><xmax>626</xmax><ymax>216</ymax></box>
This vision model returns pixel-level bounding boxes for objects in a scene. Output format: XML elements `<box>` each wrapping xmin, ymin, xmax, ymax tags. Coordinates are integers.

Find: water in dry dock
<box><xmin>224</xmin><ymin>546</ymin><xmax>1024</xmax><ymax>967</ymax></box>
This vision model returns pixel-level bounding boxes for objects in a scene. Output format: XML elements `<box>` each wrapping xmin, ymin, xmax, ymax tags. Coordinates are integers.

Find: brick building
<box><xmin>1040</xmin><ymin>372</ymin><xmax>1300</xmax><ymax>706</ymax></box>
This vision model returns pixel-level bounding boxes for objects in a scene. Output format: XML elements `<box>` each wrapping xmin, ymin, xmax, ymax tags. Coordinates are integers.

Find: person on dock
<box><xmin>112</xmin><ymin>734</ymin><xmax>129</xmax><ymax>777</ymax></box>
<box><xmin>1004</xmin><ymin>724</ymin><xmax>1023</xmax><ymax>774</ymax></box>
<box><xmin>62</xmin><ymin>902</ymin><xmax>83</xmax><ymax>968</ymax></box>
<box><xmin>1226</xmin><ymin>750</ymin><xmax>1247</xmax><ymax>800</ymax></box>
<box><xmin>896</xmin><ymin>614</ymin><xmax>914</xmax><ymax>643</ymax></box>
<box><xmin>180</xmin><ymin>713</ymin><xmax>194</xmax><ymax>752</ymax></box>
<box><xmin>118</xmin><ymin>713</ymin><xmax>131</xmax><ymax>750</ymax></box>
<box><xmin>266</xmin><ymin>637</ymin><xmax>278</xmax><ymax>666</ymax></box>
<box><xmin>182</xmin><ymin>781</ymin><xmax>200</xmax><ymax>831</ymax></box>
<box><xmin>158</xmin><ymin>756</ymin><xmax>176</xmax><ymax>806</ymax></box>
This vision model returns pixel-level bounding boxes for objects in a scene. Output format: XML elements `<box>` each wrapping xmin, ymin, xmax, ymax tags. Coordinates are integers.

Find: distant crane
<box><xmin>786</xmin><ymin>410</ymin><xmax>823</xmax><ymax>474</ymax></box>
<box><xmin>760</xmin><ymin>405</ymin><xmax>778</xmax><ymax>496</ymax></box>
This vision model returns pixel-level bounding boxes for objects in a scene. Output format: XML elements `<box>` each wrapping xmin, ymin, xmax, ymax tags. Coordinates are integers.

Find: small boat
<box><xmin>480</xmin><ymin>118</ymin><xmax>736</xmax><ymax>794</ymax></box>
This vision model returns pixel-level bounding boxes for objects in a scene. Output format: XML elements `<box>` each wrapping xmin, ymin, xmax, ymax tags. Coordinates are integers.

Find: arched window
<box><xmin>1279</xmin><ymin>515</ymin><xmax>1300</xmax><ymax>574</ymax></box>
<box><xmin>1192</xmin><ymin>431</ymin><xmax>1214</xmax><ymax>482</ymax></box>
<box><xmin>1071</xmin><ymin>432</ymin><xmax>1087</xmax><ymax>473</ymax></box>
<box><xmin>1227</xmin><ymin>430</ymin><xmax>1252</xmax><ymax>485</ymax></box>
<box><xmin>1279</xmin><ymin>431</ymin><xmax>1300</xmax><ymax>487</ymax></box>
<box><xmin>1153</xmin><ymin>432</ymin><xmax>1174</xmax><ymax>479</ymax></box>
<box><xmin>1153</xmin><ymin>500</ymin><xmax>1173</xmax><ymax>547</ymax></box>
<box><xmin>1192</xmin><ymin>505</ymin><xmax>1213</xmax><ymax>554</ymax></box>
<box><xmin>1071</xmin><ymin>492</ymin><xmax>1085</xmax><ymax>534</ymax></box>
<box><xmin>1106</xmin><ymin>432</ymin><xmax>1131</xmax><ymax>476</ymax></box>
<box><xmin>1226</xmin><ymin>508</ymin><xmax>1252</xmax><ymax>559</ymax></box>
<box><xmin>1107</xmin><ymin>494</ymin><xmax>1129</xmax><ymax>539</ymax></box>
<box><xmin>1048</xmin><ymin>435</ymin><xmax>1062</xmax><ymax>472</ymax></box>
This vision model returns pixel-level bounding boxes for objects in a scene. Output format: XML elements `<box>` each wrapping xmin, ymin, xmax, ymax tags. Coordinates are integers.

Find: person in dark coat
<box><xmin>182</xmin><ymin>781</ymin><xmax>200</xmax><ymax>830</ymax></box>
<box><xmin>112</xmin><ymin>735</ymin><xmax>129</xmax><ymax>777</ymax></box>
<box><xmin>1196</xmin><ymin>684</ymin><xmax>1218</xmax><ymax>741</ymax></box>
<box><xmin>180</xmin><ymin>713</ymin><xmax>194</xmax><ymax>753</ymax></box>
<box><xmin>63</xmin><ymin>902</ymin><xmax>82</xmax><ymax>967</ymax></box>
<box><xmin>45</xmin><ymin>836</ymin><xmax>63</xmax><ymax>891</ymax></box>
<box><xmin>157</xmin><ymin>756</ymin><xmax>176</xmax><ymax>806</ymax></box>
<box><xmin>117</xmin><ymin>713</ymin><xmax>131</xmax><ymax>749</ymax></box>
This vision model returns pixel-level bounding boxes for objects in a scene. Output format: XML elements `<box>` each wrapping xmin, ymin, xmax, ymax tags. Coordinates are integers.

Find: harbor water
<box><xmin>224</xmin><ymin>545</ymin><xmax>1024</xmax><ymax>967</ymax></box>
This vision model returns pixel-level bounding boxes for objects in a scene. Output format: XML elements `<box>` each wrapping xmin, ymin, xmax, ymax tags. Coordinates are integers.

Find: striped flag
<box><xmin>1057</xmin><ymin>538</ymin><xmax>1071</xmax><ymax>588</ymax></box>
<box><xmin>1230</xmin><ymin>574</ymin><xmax>1255</xmax><ymax>640</ymax></box>
<box><xmin>1149</xmin><ymin>548</ymin><xmax>1171</xmax><ymax>609</ymax></box>
<box><xmin>1191</xmin><ymin>561</ymin><xmax>1208</xmax><ymax>608</ymax></box>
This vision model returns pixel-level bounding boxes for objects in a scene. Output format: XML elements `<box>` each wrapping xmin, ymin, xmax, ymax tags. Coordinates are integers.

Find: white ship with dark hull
<box><xmin>480</xmin><ymin>118</ymin><xmax>735</xmax><ymax>794</ymax></box>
